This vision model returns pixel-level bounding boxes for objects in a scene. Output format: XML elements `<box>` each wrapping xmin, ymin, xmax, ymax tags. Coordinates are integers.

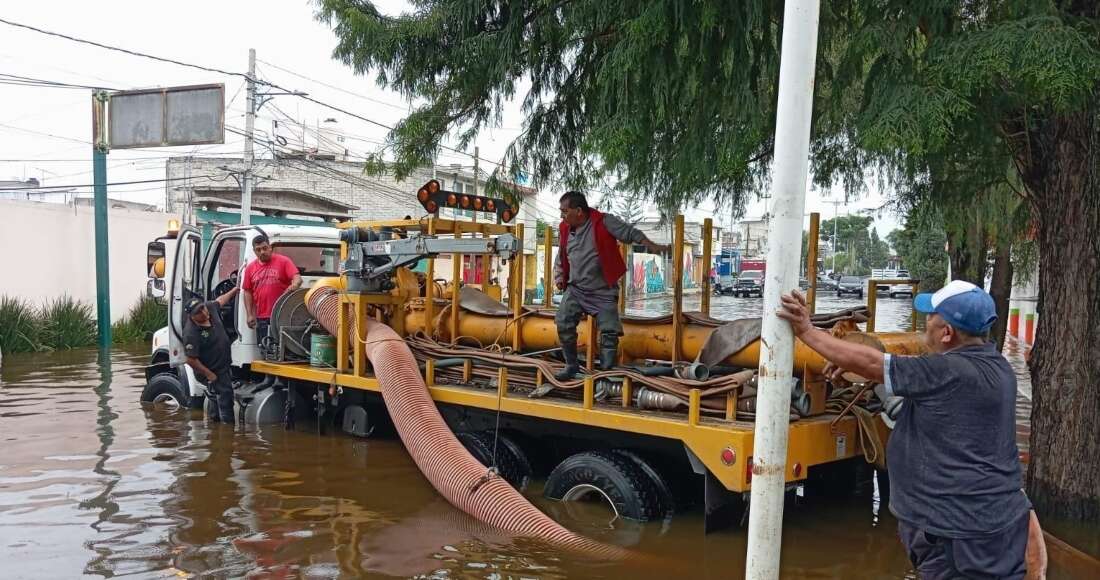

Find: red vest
<box><xmin>559</xmin><ymin>208</ymin><xmax>627</xmax><ymax>287</ymax></box>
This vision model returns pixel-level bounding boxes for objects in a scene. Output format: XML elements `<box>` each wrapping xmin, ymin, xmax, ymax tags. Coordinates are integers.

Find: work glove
<box><xmin>873</xmin><ymin>383</ymin><xmax>905</xmax><ymax>428</ymax></box>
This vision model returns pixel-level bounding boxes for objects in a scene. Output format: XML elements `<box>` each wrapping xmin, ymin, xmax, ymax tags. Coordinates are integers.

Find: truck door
<box><xmin>201</xmin><ymin>232</ymin><xmax>245</xmax><ymax>342</ymax></box>
<box><xmin>167</xmin><ymin>226</ymin><xmax>202</xmax><ymax>366</ymax></box>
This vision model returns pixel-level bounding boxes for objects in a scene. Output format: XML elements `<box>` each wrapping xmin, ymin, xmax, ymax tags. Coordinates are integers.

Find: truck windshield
<box><xmin>274</xmin><ymin>244</ymin><xmax>340</xmax><ymax>276</ymax></box>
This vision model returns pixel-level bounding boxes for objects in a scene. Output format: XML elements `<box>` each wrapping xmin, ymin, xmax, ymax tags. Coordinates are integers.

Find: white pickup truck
<box><xmin>141</xmin><ymin>223</ymin><xmax>342</xmax><ymax>411</ymax></box>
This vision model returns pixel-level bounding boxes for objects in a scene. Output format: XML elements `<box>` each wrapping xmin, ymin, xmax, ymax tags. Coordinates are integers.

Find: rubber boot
<box><xmin>555</xmin><ymin>341</ymin><xmax>580</xmax><ymax>381</ymax></box>
<box><xmin>599</xmin><ymin>335</ymin><xmax>619</xmax><ymax>371</ymax></box>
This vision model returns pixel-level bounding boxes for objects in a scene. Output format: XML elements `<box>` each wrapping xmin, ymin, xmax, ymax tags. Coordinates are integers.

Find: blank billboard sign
<box><xmin>108</xmin><ymin>84</ymin><xmax>224</xmax><ymax>149</ymax></box>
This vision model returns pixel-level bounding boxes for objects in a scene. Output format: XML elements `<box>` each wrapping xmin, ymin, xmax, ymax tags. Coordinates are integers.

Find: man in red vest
<box><xmin>553</xmin><ymin>191</ymin><xmax>667</xmax><ymax>379</ymax></box>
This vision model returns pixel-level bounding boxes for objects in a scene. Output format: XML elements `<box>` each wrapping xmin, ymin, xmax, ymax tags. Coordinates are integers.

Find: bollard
<box><xmin>1025</xmin><ymin>313</ymin><xmax>1035</xmax><ymax>346</ymax></box>
<box><xmin>1009</xmin><ymin>307</ymin><xmax>1020</xmax><ymax>338</ymax></box>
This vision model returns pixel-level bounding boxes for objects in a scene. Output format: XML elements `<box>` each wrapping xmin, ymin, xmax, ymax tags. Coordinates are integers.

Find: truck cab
<box><xmin>142</xmin><ymin>223</ymin><xmax>342</xmax><ymax>409</ymax></box>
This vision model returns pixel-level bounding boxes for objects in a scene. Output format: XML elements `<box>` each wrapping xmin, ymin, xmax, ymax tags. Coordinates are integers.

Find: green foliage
<box><xmin>0</xmin><ymin>296</ymin><xmax>42</xmax><ymax>354</ymax></box>
<box><xmin>888</xmin><ymin>217</ymin><xmax>949</xmax><ymax>293</ymax></box>
<box><xmin>38</xmin><ymin>296</ymin><xmax>96</xmax><ymax>350</ymax></box>
<box><xmin>112</xmin><ymin>297</ymin><xmax>168</xmax><ymax>345</ymax></box>
<box><xmin>819</xmin><ymin>214</ymin><xmax>889</xmax><ymax>275</ymax></box>
<box><xmin>315</xmin><ymin>0</ymin><xmax>789</xmax><ymax>212</ymax></box>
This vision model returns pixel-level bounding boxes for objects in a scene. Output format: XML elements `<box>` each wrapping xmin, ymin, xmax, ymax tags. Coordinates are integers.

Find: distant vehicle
<box><xmin>815</xmin><ymin>276</ymin><xmax>838</xmax><ymax>291</ymax></box>
<box><xmin>713</xmin><ymin>275</ymin><xmax>737</xmax><ymax>296</ymax></box>
<box><xmin>836</xmin><ymin>275</ymin><xmax>864</xmax><ymax>298</ymax></box>
<box><xmin>798</xmin><ymin>277</ymin><xmax>810</xmax><ymax>290</ymax></box>
<box><xmin>871</xmin><ymin>268</ymin><xmax>914</xmax><ymax>298</ymax></box>
<box><xmin>734</xmin><ymin>269</ymin><xmax>765</xmax><ymax>297</ymax></box>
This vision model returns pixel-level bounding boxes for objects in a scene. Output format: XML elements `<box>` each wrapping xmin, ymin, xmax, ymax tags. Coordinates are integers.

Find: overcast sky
<box><xmin>0</xmin><ymin>1</ymin><xmax>901</xmax><ymax>237</ymax></box>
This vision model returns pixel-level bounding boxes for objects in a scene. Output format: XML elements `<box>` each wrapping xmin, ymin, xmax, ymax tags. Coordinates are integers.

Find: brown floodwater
<box><xmin>0</xmin><ymin>294</ymin><xmax>1088</xmax><ymax>578</ymax></box>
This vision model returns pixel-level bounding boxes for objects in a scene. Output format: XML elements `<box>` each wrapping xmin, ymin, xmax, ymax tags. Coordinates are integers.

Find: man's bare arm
<box><xmin>287</xmin><ymin>274</ymin><xmax>303</xmax><ymax>292</ymax></box>
<box><xmin>186</xmin><ymin>356</ymin><xmax>217</xmax><ymax>381</ymax></box>
<box><xmin>777</xmin><ymin>290</ymin><xmax>885</xmax><ymax>383</ymax></box>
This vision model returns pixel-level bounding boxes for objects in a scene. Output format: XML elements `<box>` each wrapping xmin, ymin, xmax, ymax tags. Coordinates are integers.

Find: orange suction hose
<box><xmin>306</xmin><ymin>286</ymin><xmax>622</xmax><ymax>556</ymax></box>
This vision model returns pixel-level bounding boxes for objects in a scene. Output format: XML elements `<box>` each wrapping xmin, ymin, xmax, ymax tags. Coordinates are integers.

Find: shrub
<box><xmin>0</xmin><ymin>296</ymin><xmax>42</xmax><ymax>354</ymax></box>
<box><xmin>39</xmin><ymin>295</ymin><xmax>97</xmax><ymax>350</ymax></box>
<box><xmin>113</xmin><ymin>297</ymin><xmax>167</xmax><ymax>344</ymax></box>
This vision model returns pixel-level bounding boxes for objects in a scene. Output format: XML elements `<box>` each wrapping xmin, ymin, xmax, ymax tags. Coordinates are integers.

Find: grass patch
<box><xmin>38</xmin><ymin>295</ymin><xmax>97</xmax><ymax>350</ymax></box>
<box><xmin>113</xmin><ymin>297</ymin><xmax>167</xmax><ymax>344</ymax></box>
<box><xmin>0</xmin><ymin>296</ymin><xmax>43</xmax><ymax>354</ymax></box>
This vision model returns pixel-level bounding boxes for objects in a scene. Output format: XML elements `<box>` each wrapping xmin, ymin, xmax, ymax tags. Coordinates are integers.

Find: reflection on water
<box><xmin>0</xmin><ymin>295</ymin><xmax>1071</xmax><ymax>579</ymax></box>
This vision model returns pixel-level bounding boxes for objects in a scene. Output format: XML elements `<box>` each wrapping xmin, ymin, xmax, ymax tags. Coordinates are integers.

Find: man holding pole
<box><xmin>777</xmin><ymin>281</ymin><xmax>1037</xmax><ymax>578</ymax></box>
<box><xmin>552</xmin><ymin>191</ymin><xmax>666</xmax><ymax>379</ymax></box>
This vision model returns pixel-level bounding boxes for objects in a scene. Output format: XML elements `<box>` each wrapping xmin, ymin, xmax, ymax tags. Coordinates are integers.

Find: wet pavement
<box><xmin>0</xmin><ymin>295</ymin><xmax>1080</xmax><ymax>579</ymax></box>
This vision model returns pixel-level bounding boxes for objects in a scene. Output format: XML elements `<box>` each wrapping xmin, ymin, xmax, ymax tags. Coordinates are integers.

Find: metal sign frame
<box><xmin>107</xmin><ymin>83</ymin><xmax>225</xmax><ymax>149</ymax></box>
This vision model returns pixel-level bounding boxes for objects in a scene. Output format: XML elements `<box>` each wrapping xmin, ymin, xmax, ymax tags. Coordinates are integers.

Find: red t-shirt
<box><xmin>242</xmin><ymin>253</ymin><xmax>298</xmax><ymax>319</ymax></box>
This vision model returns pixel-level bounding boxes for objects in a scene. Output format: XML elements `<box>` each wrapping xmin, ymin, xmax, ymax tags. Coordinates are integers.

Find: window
<box><xmin>207</xmin><ymin>236</ymin><xmax>244</xmax><ymax>293</ymax></box>
<box><xmin>273</xmin><ymin>244</ymin><xmax>340</xmax><ymax>276</ymax></box>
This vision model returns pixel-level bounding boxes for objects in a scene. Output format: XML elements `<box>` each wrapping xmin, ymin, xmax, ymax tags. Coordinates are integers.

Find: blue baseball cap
<box><xmin>913</xmin><ymin>280</ymin><xmax>997</xmax><ymax>334</ymax></box>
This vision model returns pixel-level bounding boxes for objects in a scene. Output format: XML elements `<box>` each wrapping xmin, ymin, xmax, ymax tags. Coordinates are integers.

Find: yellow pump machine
<box><xmin>246</xmin><ymin>180</ymin><xmax>924</xmax><ymax>532</ymax></box>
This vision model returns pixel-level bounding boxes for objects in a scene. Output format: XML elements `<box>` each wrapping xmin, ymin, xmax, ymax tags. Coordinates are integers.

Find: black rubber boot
<box><xmin>599</xmin><ymin>335</ymin><xmax>619</xmax><ymax>371</ymax></box>
<box><xmin>555</xmin><ymin>341</ymin><xmax>580</xmax><ymax>380</ymax></box>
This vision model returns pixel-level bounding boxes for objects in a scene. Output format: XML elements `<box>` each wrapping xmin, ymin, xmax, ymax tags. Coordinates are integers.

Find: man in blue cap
<box><xmin>777</xmin><ymin>281</ymin><xmax>1033</xmax><ymax>579</ymax></box>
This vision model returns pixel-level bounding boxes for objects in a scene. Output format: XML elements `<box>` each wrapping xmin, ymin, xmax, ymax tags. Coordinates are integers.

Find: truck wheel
<box><xmin>836</xmin><ymin>291</ymin><xmax>842</xmax><ymax>297</ymax></box>
<box><xmin>457</xmin><ymin>431</ymin><xmax>533</xmax><ymax>491</ymax></box>
<box><xmin>141</xmin><ymin>373</ymin><xmax>190</xmax><ymax>410</ymax></box>
<box><xmin>611</xmin><ymin>450</ymin><xmax>676</xmax><ymax>518</ymax></box>
<box><xmin>544</xmin><ymin>451</ymin><xmax>666</xmax><ymax>522</ymax></box>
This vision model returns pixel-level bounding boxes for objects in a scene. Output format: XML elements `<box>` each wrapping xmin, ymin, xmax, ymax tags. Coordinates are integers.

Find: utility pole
<box><xmin>241</xmin><ymin>48</ymin><xmax>256</xmax><ymax>226</ymax></box>
<box><xmin>92</xmin><ymin>91</ymin><xmax>111</xmax><ymax>348</ymax></box>
<box><xmin>746</xmin><ymin>0</ymin><xmax>821</xmax><ymax>578</ymax></box>
<box><xmin>824</xmin><ymin>199</ymin><xmax>844</xmax><ymax>274</ymax></box>
<box><xmin>472</xmin><ymin>145</ymin><xmax>479</xmax><ymax>198</ymax></box>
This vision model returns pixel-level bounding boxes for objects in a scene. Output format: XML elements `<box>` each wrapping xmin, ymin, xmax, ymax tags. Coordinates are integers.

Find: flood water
<box><xmin>0</xmin><ymin>294</ymin><xmax>1085</xmax><ymax>579</ymax></box>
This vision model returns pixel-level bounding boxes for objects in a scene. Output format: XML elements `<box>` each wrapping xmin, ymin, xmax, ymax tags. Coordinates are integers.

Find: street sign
<box><xmin>107</xmin><ymin>84</ymin><xmax>224</xmax><ymax>149</ymax></box>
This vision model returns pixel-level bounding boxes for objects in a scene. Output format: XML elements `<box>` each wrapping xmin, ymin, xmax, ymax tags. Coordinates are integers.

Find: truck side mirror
<box><xmin>147</xmin><ymin>241</ymin><xmax>166</xmax><ymax>279</ymax></box>
<box><xmin>147</xmin><ymin>278</ymin><xmax>166</xmax><ymax>303</ymax></box>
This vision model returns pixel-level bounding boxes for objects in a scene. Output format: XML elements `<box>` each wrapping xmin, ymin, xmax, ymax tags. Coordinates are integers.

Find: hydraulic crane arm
<box><xmin>340</xmin><ymin>226</ymin><xmax>520</xmax><ymax>292</ymax></box>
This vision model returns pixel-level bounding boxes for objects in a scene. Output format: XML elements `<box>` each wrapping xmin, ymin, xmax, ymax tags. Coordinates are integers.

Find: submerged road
<box><xmin>0</xmin><ymin>295</ymin><xmax>1084</xmax><ymax>579</ymax></box>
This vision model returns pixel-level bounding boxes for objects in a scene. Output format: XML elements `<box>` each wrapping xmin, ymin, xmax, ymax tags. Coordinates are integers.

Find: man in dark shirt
<box><xmin>777</xmin><ymin>280</ymin><xmax>1032</xmax><ymax>579</ymax></box>
<box><xmin>184</xmin><ymin>288</ymin><xmax>239</xmax><ymax>423</ymax></box>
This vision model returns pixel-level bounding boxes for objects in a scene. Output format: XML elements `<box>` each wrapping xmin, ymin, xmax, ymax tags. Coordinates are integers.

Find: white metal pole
<box><xmin>241</xmin><ymin>48</ymin><xmax>256</xmax><ymax>226</ymax></box>
<box><xmin>746</xmin><ymin>1</ymin><xmax>821</xmax><ymax>578</ymax></box>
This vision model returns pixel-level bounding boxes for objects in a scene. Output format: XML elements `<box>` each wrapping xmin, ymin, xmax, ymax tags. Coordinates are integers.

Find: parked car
<box><xmin>734</xmin><ymin>269</ymin><xmax>765</xmax><ymax>297</ymax></box>
<box><xmin>713</xmin><ymin>274</ymin><xmax>737</xmax><ymax>296</ymax></box>
<box><xmin>836</xmin><ymin>275</ymin><xmax>865</xmax><ymax>298</ymax></box>
<box><xmin>798</xmin><ymin>277</ymin><xmax>811</xmax><ymax>290</ymax></box>
<box><xmin>815</xmin><ymin>276</ymin><xmax>838</xmax><ymax>291</ymax></box>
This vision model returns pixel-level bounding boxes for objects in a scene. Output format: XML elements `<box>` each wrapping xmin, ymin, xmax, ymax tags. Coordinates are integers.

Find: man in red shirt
<box><xmin>242</xmin><ymin>234</ymin><xmax>302</xmax><ymax>340</ymax></box>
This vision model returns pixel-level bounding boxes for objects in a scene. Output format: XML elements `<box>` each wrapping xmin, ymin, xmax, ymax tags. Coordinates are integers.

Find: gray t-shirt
<box><xmin>884</xmin><ymin>343</ymin><xmax>1029</xmax><ymax>537</ymax></box>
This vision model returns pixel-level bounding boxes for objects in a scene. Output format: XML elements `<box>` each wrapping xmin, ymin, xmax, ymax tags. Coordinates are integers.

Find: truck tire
<box><xmin>610</xmin><ymin>449</ymin><xmax>676</xmax><ymax>518</ymax></box>
<box><xmin>141</xmin><ymin>373</ymin><xmax>190</xmax><ymax>410</ymax></box>
<box><xmin>456</xmin><ymin>431</ymin><xmax>533</xmax><ymax>491</ymax></box>
<box><xmin>544</xmin><ymin>450</ymin><xmax>666</xmax><ymax>522</ymax></box>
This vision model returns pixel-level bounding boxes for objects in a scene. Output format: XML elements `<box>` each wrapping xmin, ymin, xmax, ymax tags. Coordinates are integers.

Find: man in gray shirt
<box><xmin>778</xmin><ymin>281</ymin><xmax>1035</xmax><ymax>579</ymax></box>
<box><xmin>552</xmin><ymin>191</ymin><xmax>665</xmax><ymax>379</ymax></box>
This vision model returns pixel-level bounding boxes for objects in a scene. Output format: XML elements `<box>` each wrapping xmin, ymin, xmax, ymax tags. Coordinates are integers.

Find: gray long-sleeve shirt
<box><xmin>553</xmin><ymin>213</ymin><xmax>646</xmax><ymax>296</ymax></box>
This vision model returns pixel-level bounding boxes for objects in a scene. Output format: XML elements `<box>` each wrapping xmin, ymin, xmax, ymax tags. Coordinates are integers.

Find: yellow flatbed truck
<box><xmin>144</xmin><ymin>181</ymin><xmax>921</xmax><ymax>530</ymax></box>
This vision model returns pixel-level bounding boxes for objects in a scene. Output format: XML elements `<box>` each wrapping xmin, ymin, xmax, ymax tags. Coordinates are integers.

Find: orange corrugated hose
<box><xmin>306</xmin><ymin>286</ymin><xmax>622</xmax><ymax>556</ymax></box>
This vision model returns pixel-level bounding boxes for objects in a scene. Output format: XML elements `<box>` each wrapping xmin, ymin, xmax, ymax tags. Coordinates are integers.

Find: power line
<box><xmin>256</xmin><ymin>58</ymin><xmax>410</xmax><ymax>113</ymax></box>
<box><xmin>0</xmin><ymin>18</ymin><xmax>574</xmax><ymax>220</ymax></box>
<box><xmin>0</xmin><ymin>17</ymin><xmax>246</xmax><ymax>80</ymax></box>
<box><xmin>0</xmin><ymin>72</ymin><xmax>116</xmax><ymax>90</ymax></box>
<box><xmin>4</xmin><ymin>175</ymin><xmax>223</xmax><ymax>191</ymax></box>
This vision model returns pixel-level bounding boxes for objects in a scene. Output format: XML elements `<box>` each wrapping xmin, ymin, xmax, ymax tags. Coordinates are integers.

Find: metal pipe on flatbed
<box><xmin>747</xmin><ymin>1</ymin><xmax>822</xmax><ymax>577</ymax></box>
